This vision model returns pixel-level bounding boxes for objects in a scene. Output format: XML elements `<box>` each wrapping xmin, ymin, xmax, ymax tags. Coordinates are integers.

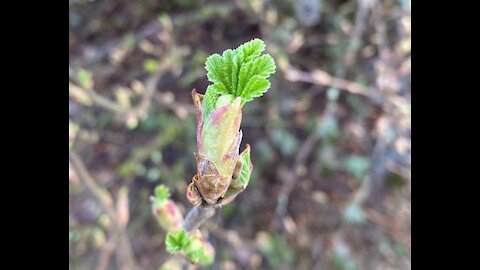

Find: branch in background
<box><xmin>284</xmin><ymin>65</ymin><xmax>410</xmax><ymax>115</ymax></box>
<box><xmin>69</xmin><ymin>151</ymin><xmax>138</xmax><ymax>270</ymax></box>
<box><xmin>283</xmin><ymin>66</ymin><xmax>375</xmax><ymax>99</ymax></box>
<box><xmin>70</xmin><ymin>5</ymin><xmax>238</xmax><ymax>127</ymax></box>
<box><xmin>69</xmin><ymin>82</ymin><xmax>125</xmax><ymax>113</ymax></box>
<box><xmin>277</xmin><ymin>1</ymin><xmax>409</xmax><ymax>246</ymax></box>
<box><xmin>275</xmin><ymin>101</ymin><xmax>337</xmax><ymax>229</ymax></box>
<box><xmin>69</xmin><ymin>53</ymin><xmax>170</xmax><ymax>116</ymax></box>
<box><xmin>70</xmin><ymin>3</ymin><xmax>235</xmax><ymax>67</ymax></box>
<box><xmin>96</xmin><ymin>233</ymin><xmax>117</xmax><ymax>270</ymax></box>
<box><xmin>69</xmin><ymin>48</ymin><xmax>196</xmax><ymax>126</ymax></box>
<box><xmin>344</xmin><ymin>0</ymin><xmax>372</xmax><ymax>68</ymax></box>
<box><xmin>71</xmin><ymin>21</ymin><xmax>163</xmax><ymax>67</ymax></box>
<box><xmin>348</xmin><ymin>140</ymin><xmax>384</xmax><ymax>206</ymax></box>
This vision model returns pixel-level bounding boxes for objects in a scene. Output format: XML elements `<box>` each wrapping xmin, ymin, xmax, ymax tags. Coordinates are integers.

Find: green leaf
<box><xmin>205</xmin><ymin>54</ymin><xmax>227</xmax><ymax>89</ymax></box>
<box><xmin>251</xmin><ymin>54</ymin><xmax>276</xmax><ymax>78</ymax></box>
<box><xmin>165</xmin><ymin>229</ymin><xmax>192</xmax><ymax>254</ymax></box>
<box><xmin>236</xmin><ymin>61</ymin><xmax>254</xmax><ymax>97</ymax></box>
<box><xmin>237</xmin><ymin>55</ymin><xmax>274</xmax><ymax>97</ymax></box>
<box><xmin>185</xmin><ymin>248</ymin><xmax>205</xmax><ymax>264</ymax></box>
<box><xmin>185</xmin><ymin>238</ymin><xmax>214</xmax><ymax>265</ymax></box>
<box><xmin>231</xmin><ymin>50</ymin><xmax>244</xmax><ymax>96</ymax></box>
<box><xmin>165</xmin><ymin>230</ymin><xmax>214</xmax><ymax>265</ymax></box>
<box><xmin>222</xmin><ymin>49</ymin><xmax>235</xmax><ymax>94</ymax></box>
<box><xmin>240</xmin><ymin>75</ymin><xmax>271</xmax><ymax>104</ymax></box>
<box><xmin>237</xmin><ymin>38</ymin><xmax>265</xmax><ymax>62</ymax></box>
<box><xmin>202</xmin><ymin>38</ymin><xmax>276</xmax><ymax>112</ymax></box>
<box><xmin>210</xmin><ymin>83</ymin><xmax>228</xmax><ymax>95</ymax></box>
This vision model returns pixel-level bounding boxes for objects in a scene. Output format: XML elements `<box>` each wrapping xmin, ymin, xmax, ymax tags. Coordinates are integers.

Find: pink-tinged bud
<box><xmin>189</xmin><ymin>230</ymin><xmax>215</xmax><ymax>264</ymax></box>
<box><xmin>219</xmin><ymin>144</ymin><xmax>253</xmax><ymax>206</ymax></box>
<box><xmin>192</xmin><ymin>90</ymin><xmax>242</xmax><ymax>177</ymax></box>
<box><xmin>202</xmin><ymin>97</ymin><xmax>242</xmax><ymax>176</ymax></box>
<box><xmin>153</xmin><ymin>200</ymin><xmax>184</xmax><ymax>232</ymax></box>
<box><xmin>191</xmin><ymin>90</ymin><xmax>244</xmax><ymax>205</ymax></box>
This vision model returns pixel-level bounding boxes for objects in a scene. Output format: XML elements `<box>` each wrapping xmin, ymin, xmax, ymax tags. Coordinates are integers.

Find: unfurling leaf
<box><xmin>203</xmin><ymin>38</ymin><xmax>276</xmax><ymax>115</ymax></box>
<box><xmin>165</xmin><ymin>229</ymin><xmax>192</xmax><ymax>253</ymax></box>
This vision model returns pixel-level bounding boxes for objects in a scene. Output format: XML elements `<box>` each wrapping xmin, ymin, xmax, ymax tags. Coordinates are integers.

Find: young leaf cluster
<box><xmin>165</xmin><ymin>229</ymin><xmax>212</xmax><ymax>264</ymax></box>
<box><xmin>203</xmin><ymin>38</ymin><xmax>276</xmax><ymax>115</ymax></box>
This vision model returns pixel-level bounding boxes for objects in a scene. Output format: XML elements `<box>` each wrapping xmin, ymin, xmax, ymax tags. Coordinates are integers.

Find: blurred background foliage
<box><xmin>69</xmin><ymin>0</ymin><xmax>410</xmax><ymax>269</ymax></box>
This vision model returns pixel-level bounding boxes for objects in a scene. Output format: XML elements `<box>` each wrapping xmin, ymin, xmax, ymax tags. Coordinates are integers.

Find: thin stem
<box><xmin>182</xmin><ymin>206</ymin><xmax>216</xmax><ymax>232</ymax></box>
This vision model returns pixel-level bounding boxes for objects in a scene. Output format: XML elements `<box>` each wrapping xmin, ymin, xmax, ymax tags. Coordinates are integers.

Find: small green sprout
<box><xmin>153</xmin><ymin>185</ymin><xmax>171</xmax><ymax>207</ymax></box>
<box><xmin>165</xmin><ymin>229</ymin><xmax>192</xmax><ymax>253</ymax></box>
<box><xmin>165</xmin><ymin>229</ymin><xmax>214</xmax><ymax>265</ymax></box>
